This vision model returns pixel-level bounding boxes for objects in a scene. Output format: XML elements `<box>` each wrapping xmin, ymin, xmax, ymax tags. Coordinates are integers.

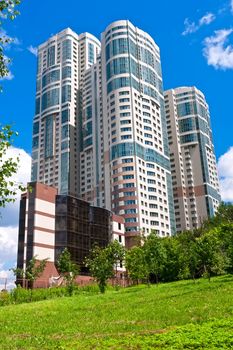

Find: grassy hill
<box><xmin>1</xmin><ymin>276</ymin><xmax>233</xmax><ymax>349</ymax></box>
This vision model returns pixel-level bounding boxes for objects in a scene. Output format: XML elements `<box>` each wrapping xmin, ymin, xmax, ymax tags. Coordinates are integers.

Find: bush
<box><xmin>0</xmin><ymin>290</ymin><xmax>11</xmax><ymax>306</ymax></box>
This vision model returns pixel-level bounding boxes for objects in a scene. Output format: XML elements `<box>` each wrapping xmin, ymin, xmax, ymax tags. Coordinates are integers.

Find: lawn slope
<box><xmin>1</xmin><ymin>276</ymin><xmax>233</xmax><ymax>349</ymax></box>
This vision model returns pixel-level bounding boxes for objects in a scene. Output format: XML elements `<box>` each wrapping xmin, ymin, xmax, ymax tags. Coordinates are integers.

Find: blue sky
<box><xmin>1</xmin><ymin>0</ymin><xmax>233</xmax><ymax>285</ymax></box>
<box><xmin>1</xmin><ymin>0</ymin><xmax>233</xmax><ymax>157</ymax></box>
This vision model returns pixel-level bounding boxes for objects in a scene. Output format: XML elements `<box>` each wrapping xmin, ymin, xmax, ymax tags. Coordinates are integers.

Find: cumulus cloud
<box><xmin>218</xmin><ymin>147</ymin><xmax>233</xmax><ymax>202</ymax></box>
<box><xmin>0</xmin><ymin>146</ymin><xmax>31</xmax><ymax>226</ymax></box>
<box><xmin>0</xmin><ymin>28</ymin><xmax>21</xmax><ymax>48</ymax></box>
<box><xmin>0</xmin><ymin>69</ymin><xmax>14</xmax><ymax>81</ymax></box>
<box><xmin>0</xmin><ymin>227</ymin><xmax>18</xmax><ymax>290</ymax></box>
<box><xmin>199</xmin><ymin>13</ymin><xmax>216</xmax><ymax>26</ymax></box>
<box><xmin>203</xmin><ymin>29</ymin><xmax>233</xmax><ymax>69</ymax></box>
<box><xmin>0</xmin><ymin>147</ymin><xmax>31</xmax><ymax>289</ymax></box>
<box><xmin>27</xmin><ymin>45</ymin><xmax>38</xmax><ymax>56</ymax></box>
<box><xmin>0</xmin><ymin>267</ymin><xmax>16</xmax><ymax>290</ymax></box>
<box><xmin>182</xmin><ymin>13</ymin><xmax>216</xmax><ymax>35</ymax></box>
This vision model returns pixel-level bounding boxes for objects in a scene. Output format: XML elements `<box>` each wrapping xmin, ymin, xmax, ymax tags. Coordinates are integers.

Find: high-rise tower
<box><xmin>31</xmin><ymin>28</ymin><xmax>100</xmax><ymax>196</ymax></box>
<box><xmin>101</xmin><ymin>20</ymin><xmax>176</xmax><ymax>247</ymax></box>
<box><xmin>164</xmin><ymin>87</ymin><xmax>221</xmax><ymax>231</ymax></box>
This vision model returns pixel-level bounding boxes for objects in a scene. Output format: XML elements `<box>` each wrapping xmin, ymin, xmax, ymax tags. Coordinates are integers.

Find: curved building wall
<box><xmin>32</xmin><ymin>28</ymin><xmax>100</xmax><ymax>197</ymax></box>
<box><xmin>101</xmin><ymin>20</ymin><xmax>175</xmax><ymax>246</ymax></box>
<box><xmin>164</xmin><ymin>86</ymin><xmax>220</xmax><ymax>231</ymax></box>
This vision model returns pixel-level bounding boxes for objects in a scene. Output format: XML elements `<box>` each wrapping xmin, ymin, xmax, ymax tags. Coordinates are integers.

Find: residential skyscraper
<box><xmin>164</xmin><ymin>87</ymin><xmax>221</xmax><ymax>231</ymax></box>
<box><xmin>30</xmin><ymin>21</ymin><xmax>220</xmax><ymax>245</ymax></box>
<box><xmin>31</xmin><ymin>28</ymin><xmax>100</xmax><ymax>196</ymax></box>
<box><xmin>101</xmin><ymin>20</ymin><xmax>176</xmax><ymax>247</ymax></box>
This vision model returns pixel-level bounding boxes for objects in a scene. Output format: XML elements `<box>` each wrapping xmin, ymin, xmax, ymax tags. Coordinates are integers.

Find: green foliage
<box><xmin>107</xmin><ymin>240</ymin><xmax>125</xmax><ymax>273</ymax></box>
<box><xmin>143</xmin><ymin>231</ymin><xmax>167</xmax><ymax>283</ymax></box>
<box><xmin>56</xmin><ymin>248</ymin><xmax>80</xmax><ymax>296</ymax></box>
<box><xmin>0</xmin><ymin>125</ymin><xmax>26</xmax><ymax>207</ymax></box>
<box><xmin>85</xmin><ymin>245</ymin><xmax>114</xmax><ymax>293</ymax></box>
<box><xmin>125</xmin><ymin>246</ymin><xmax>148</xmax><ymax>283</ymax></box>
<box><xmin>11</xmin><ymin>256</ymin><xmax>47</xmax><ymax>289</ymax></box>
<box><xmin>0</xmin><ymin>2</ymin><xmax>25</xmax><ymax>208</ymax></box>
<box><xmin>0</xmin><ymin>276</ymin><xmax>233</xmax><ymax>348</ymax></box>
<box><xmin>0</xmin><ymin>1</ymin><xmax>21</xmax><ymax>83</ymax></box>
<box><xmin>125</xmin><ymin>204</ymin><xmax>233</xmax><ymax>284</ymax></box>
<box><xmin>197</xmin><ymin>228</ymin><xmax>229</xmax><ymax>279</ymax></box>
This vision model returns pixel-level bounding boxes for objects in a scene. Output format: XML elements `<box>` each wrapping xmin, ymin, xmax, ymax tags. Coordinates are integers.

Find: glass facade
<box><xmin>62</xmin><ymin>85</ymin><xmax>71</xmax><ymax>103</ymax></box>
<box><xmin>47</xmin><ymin>46</ymin><xmax>55</xmax><ymax>67</ymax></box>
<box><xmin>45</xmin><ymin>115</ymin><xmax>54</xmax><ymax>158</ymax></box>
<box><xmin>62</xmin><ymin>39</ymin><xmax>72</xmax><ymax>61</ymax></box>
<box><xmin>111</xmin><ymin>142</ymin><xmax>170</xmax><ymax>170</ymax></box>
<box><xmin>55</xmin><ymin>196</ymin><xmax>112</xmax><ymax>273</ymax></box>
<box><xmin>88</xmin><ymin>43</ymin><xmax>94</xmax><ymax>63</ymax></box>
<box><xmin>60</xmin><ymin>152</ymin><xmax>69</xmax><ymax>194</ymax></box>
<box><xmin>42</xmin><ymin>88</ymin><xmax>60</xmax><ymax>111</ymax></box>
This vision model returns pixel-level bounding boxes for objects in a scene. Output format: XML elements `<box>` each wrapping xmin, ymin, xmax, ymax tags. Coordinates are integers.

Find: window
<box><xmin>33</xmin><ymin>122</ymin><xmax>39</xmax><ymax>135</ymax></box>
<box><xmin>45</xmin><ymin>115</ymin><xmax>54</xmax><ymax>158</ymax></box>
<box><xmin>47</xmin><ymin>46</ymin><xmax>55</xmax><ymax>67</ymax></box>
<box><xmin>122</xmin><ymin>166</ymin><xmax>134</xmax><ymax>171</ymax></box>
<box><xmin>120</xmin><ymin>105</ymin><xmax>130</xmax><ymax>110</ymax></box>
<box><xmin>62</xmin><ymin>66</ymin><xmax>72</xmax><ymax>79</ymax></box>
<box><xmin>121</xmin><ymin>127</ymin><xmax>131</xmax><ymax>132</ymax></box>
<box><xmin>62</xmin><ymin>109</ymin><xmax>70</xmax><ymax>123</ymax></box>
<box><xmin>62</xmin><ymin>85</ymin><xmax>71</xmax><ymax>103</ymax></box>
<box><xmin>122</xmin><ymin>158</ymin><xmax>133</xmax><ymax>163</ymax></box>
<box><xmin>42</xmin><ymin>88</ymin><xmax>60</xmax><ymax>111</ymax></box>
<box><xmin>124</xmin><ymin>200</ymin><xmax>136</xmax><ymax>205</ymax></box>
<box><xmin>121</xmin><ymin>135</ymin><xmax>132</xmax><ymax>140</ymax></box>
<box><xmin>120</xmin><ymin>120</ymin><xmax>131</xmax><ymax>125</ymax></box>
<box><xmin>62</xmin><ymin>39</ymin><xmax>72</xmax><ymax>61</ymax></box>
<box><xmin>123</xmin><ymin>174</ymin><xmax>134</xmax><ymax>179</ymax></box>
<box><xmin>88</xmin><ymin>43</ymin><xmax>94</xmax><ymax>63</ymax></box>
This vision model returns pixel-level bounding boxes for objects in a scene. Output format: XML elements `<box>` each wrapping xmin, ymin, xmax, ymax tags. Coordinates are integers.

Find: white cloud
<box><xmin>0</xmin><ymin>147</ymin><xmax>31</xmax><ymax>288</ymax></box>
<box><xmin>218</xmin><ymin>147</ymin><xmax>233</xmax><ymax>202</ymax></box>
<box><xmin>199</xmin><ymin>13</ymin><xmax>216</xmax><ymax>26</ymax></box>
<box><xmin>182</xmin><ymin>12</ymin><xmax>216</xmax><ymax>36</ymax></box>
<box><xmin>182</xmin><ymin>18</ymin><xmax>198</xmax><ymax>35</ymax></box>
<box><xmin>0</xmin><ymin>54</ymin><xmax>14</xmax><ymax>81</ymax></box>
<box><xmin>203</xmin><ymin>29</ymin><xmax>233</xmax><ymax>69</ymax></box>
<box><xmin>0</xmin><ymin>146</ymin><xmax>31</xmax><ymax>226</ymax></box>
<box><xmin>27</xmin><ymin>45</ymin><xmax>38</xmax><ymax>57</ymax></box>
<box><xmin>0</xmin><ymin>226</ymin><xmax>18</xmax><ymax>264</ymax></box>
<box><xmin>231</xmin><ymin>0</ymin><xmax>233</xmax><ymax>13</ymax></box>
<box><xmin>0</xmin><ymin>268</ymin><xmax>16</xmax><ymax>290</ymax></box>
<box><xmin>0</xmin><ymin>28</ymin><xmax>21</xmax><ymax>48</ymax></box>
<box><xmin>0</xmin><ymin>70</ymin><xmax>14</xmax><ymax>81</ymax></box>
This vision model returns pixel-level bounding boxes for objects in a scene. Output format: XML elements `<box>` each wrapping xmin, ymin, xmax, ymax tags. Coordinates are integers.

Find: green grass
<box><xmin>1</xmin><ymin>276</ymin><xmax>233</xmax><ymax>349</ymax></box>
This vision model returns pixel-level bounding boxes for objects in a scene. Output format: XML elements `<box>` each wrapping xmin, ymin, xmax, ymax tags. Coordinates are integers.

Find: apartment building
<box><xmin>164</xmin><ymin>87</ymin><xmax>221</xmax><ymax>231</ymax></box>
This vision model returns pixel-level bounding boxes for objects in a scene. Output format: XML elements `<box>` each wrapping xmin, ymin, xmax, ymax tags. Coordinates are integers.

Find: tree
<box><xmin>0</xmin><ymin>1</ymin><xmax>24</xmax><ymax>208</ymax></box>
<box><xmin>0</xmin><ymin>125</ymin><xmax>26</xmax><ymax>207</ymax></box>
<box><xmin>143</xmin><ymin>232</ymin><xmax>167</xmax><ymax>284</ymax></box>
<box><xmin>161</xmin><ymin>236</ymin><xmax>180</xmax><ymax>282</ymax></box>
<box><xmin>176</xmin><ymin>231</ymin><xmax>199</xmax><ymax>281</ymax></box>
<box><xmin>0</xmin><ymin>1</ymin><xmax>21</xmax><ymax>82</ymax></box>
<box><xmin>11</xmin><ymin>255</ymin><xmax>48</xmax><ymax>289</ymax></box>
<box><xmin>214</xmin><ymin>203</ymin><xmax>233</xmax><ymax>225</ymax></box>
<box><xmin>217</xmin><ymin>223</ymin><xmax>233</xmax><ymax>273</ymax></box>
<box><xmin>56</xmin><ymin>248</ymin><xmax>80</xmax><ymax>296</ymax></box>
<box><xmin>107</xmin><ymin>240</ymin><xmax>125</xmax><ymax>282</ymax></box>
<box><xmin>197</xmin><ymin>229</ymin><xmax>228</xmax><ymax>280</ymax></box>
<box><xmin>125</xmin><ymin>246</ymin><xmax>148</xmax><ymax>284</ymax></box>
<box><xmin>85</xmin><ymin>245</ymin><xmax>114</xmax><ymax>293</ymax></box>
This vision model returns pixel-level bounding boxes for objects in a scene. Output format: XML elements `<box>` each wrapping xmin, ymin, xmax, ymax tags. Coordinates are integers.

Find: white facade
<box><xmin>101</xmin><ymin>20</ymin><xmax>175</xmax><ymax>246</ymax></box>
<box><xmin>30</xmin><ymin>22</ymin><xmax>221</xmax><ymax>244</ymax></box>
<box><xmin>164</xmin><ymin>87</ymin><xmax>221</xmax><ymax>231</ymax></box>
<box><xmin>31</xmin><ymin>28</ymin><xmax>100</xmax><ymax>196</ymax></box>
